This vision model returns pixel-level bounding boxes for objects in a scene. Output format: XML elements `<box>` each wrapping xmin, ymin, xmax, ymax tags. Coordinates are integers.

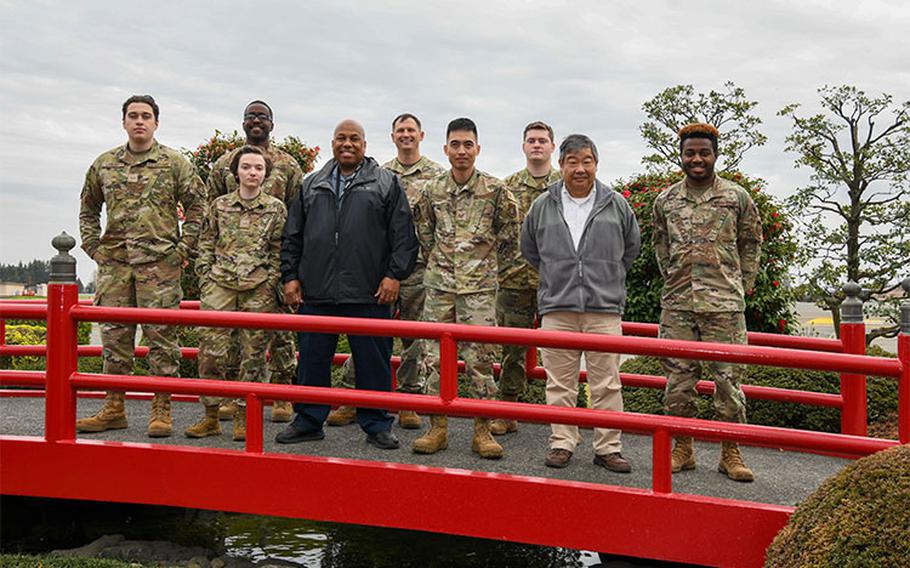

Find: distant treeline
<box><xmin>0</xmin><ymin>260</ymin><xmax>87</xmax><ymax>293</ymax></box>
<box><xmin>0</xmin><ymin>260</ymin><xmax>50</xmax><ymax>284</ymax></box>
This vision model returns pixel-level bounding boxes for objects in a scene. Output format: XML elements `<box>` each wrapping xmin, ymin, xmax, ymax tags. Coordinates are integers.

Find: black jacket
<box><xmin>280</xmin><ymin>157</ymin><xmax>418</xmax><ymax>304</ymax></box>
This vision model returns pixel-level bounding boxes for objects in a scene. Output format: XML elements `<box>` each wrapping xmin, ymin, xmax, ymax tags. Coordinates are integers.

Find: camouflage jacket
<box><xmin>196</xmin><ymin>190</ymin><xmax>287</xmax><ymax>291</ymax></box>
<box><xmin>79</xmin><ymin>140</ymin><xmax>205</xmax><ymax>264</ymax></box>
<box><xmin>206</xmin><ymin>143</ymin><xmax>304</xmax><ymax>207</ymax></box>
<box><xmin>383</xmin><ymin>155</ymin><xmax>447</xmax><ymax>276</ymax></box>
<box><xmin>652</xmin><ymin>176</ymin><xmax>762</xmax><ymax>312</ymax></box>
<box><xmin>499</xmin><ymin>166</ymin><xmax>561</xmax><ymax>289</ymax></box>
<box><xmin>413</xmin><ymin>169</ymin><xmax>520</xmax><ymax>294</ymax></box>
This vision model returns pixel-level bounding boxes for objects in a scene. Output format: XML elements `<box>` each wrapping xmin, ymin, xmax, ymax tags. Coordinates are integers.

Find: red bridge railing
<box><xmin>1</xmin><ymin>236</ymin><xmax>908</xmax><ymax>568</ymax></box>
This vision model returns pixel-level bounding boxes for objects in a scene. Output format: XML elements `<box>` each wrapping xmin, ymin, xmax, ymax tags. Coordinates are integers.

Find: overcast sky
<box><xmin>1</xmin><ymin>0</ymin><xmax>908</xmax><ymax>284</ymax></box>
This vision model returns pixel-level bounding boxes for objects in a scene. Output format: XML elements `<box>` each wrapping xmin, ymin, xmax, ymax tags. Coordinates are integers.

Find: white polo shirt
<box><xmin>560</xmin><ymin>184</ymin><xmax>597</xmax><ymax>251</ymax></box>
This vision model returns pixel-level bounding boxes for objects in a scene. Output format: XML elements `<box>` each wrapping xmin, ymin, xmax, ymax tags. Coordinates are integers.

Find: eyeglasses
<box><xmin>244</xmin><ymin>112</ymin><xmax>271</xmax><ymax>122</ymax></box>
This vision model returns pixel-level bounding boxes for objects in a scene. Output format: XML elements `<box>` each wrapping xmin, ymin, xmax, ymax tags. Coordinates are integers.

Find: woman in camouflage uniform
<box><xmin>186</xmin><ymin>146</ymin><xmax>287</xmax><ymax>441</ymax></box>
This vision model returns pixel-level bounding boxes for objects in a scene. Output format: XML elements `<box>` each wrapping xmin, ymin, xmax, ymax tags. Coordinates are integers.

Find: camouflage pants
<box><xmin>225</xmin><ymin>305</ymin><xmax>296</xmax><ymax>386</ymax></box>
<box><xmin>339</xmin><ymin>270</ymin><xmax>427</xmax><ymax>394</ymax></box>
<box><xmin>197</xmin><ymin>280</ymin><xmax>277</xmax><ymax>408</ymax></box>
<box><xmin>660</xmin><ymin>310</ymin><xmax>748</xmax><ymax>423</ymax></box>
<box><xmin>423</xmin><ymin>289</ymin><xmax>497</xmax><ymax>400</ymax></box>
<box><xmin>94</xmin><ymin>255</ymin><xmax>182</xmax><ymax>382</ymax></box>
<box><xmin>496</xmin><ymin>286</ymin><xmax>537</xmax><ymax>399</ymax></box>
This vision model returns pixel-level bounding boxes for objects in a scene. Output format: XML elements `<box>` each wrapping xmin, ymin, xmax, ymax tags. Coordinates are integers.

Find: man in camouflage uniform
<box><xmin>652</xmin><ymin>123</ymin><xmax>762</xmax><ymax>482</ymax></box>
<box><xmin>329</xmin><ymin>113</ymin><xmax>446</xmax><ymax>430</ymax></box>
<box><xmin>187</xmin><ymin>145</ymin><xmax>287</xmax><ymax>442</ymax></box>
<box><xmin>410</xmin><ymin>117</ymin><xmax>520</xmax><ymax>459</ymax></box>
<box><xmin>206</xmin><ymin>100</ymin><xmax>304</xmax><ymax>423</ymax></box>
<box><xmin>491</xmin><ymin>121</ymin><xmax>562</xmax><ymax>436</ymax></box>
<box><xmin>77</xmin><ymin>94</ymin><xmax>205</xmax><ymax>437</ymax></box>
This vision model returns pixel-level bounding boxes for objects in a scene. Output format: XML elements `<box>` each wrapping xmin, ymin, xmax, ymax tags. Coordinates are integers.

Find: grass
<box><xmin>0</xmin><ymin>554</ymin><xmax>145</xmax><ymax>567</ymax></box>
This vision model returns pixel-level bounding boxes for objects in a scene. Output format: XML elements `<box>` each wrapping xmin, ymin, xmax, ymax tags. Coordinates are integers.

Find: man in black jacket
<box><xmin>276</xmin><ymin>119</ymin><xmax>418</xmax><ymax>449</ymax></box>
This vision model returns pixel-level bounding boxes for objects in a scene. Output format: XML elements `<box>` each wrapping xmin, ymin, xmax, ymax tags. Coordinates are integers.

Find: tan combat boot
<box><xmin>412</xmin><ymin>415</ymin><xmax>448</xmax><ymax>454</ymax></box>
<box><xmin>719</xmin><ymin>441</ymin><xmax>754</xmax><ymax>482</ymax></box>
<box><xmin>233</xmin><ymin>406</ymin><xmax>246</xmax><ymax>441</ymax></box>
<box><xmin>671</xmin><ymin>437</ymin><xmax>696</xmax><ymax>473</ymax></box>
<box><xmin>398</xmin><ymin>410</ymin><xmax>421</xmax><ymax>429</ymax></box>
<box><xmin>147</xmin><ymin>393</ymin><xmax>173</xmax><ymax>438</ymax></box>
<box><xmin>271</xmin><ymin>401</ymin><xmax>293</xmax><ymax>423</ymax></box>
<box><xmin>76</xmin><ymin>391</ymin><xmax>128</xmax><ymax>432</ymax></box>
<box><xmin>327</xmin><ymin>405</ymin><xmax>356</xmax><ymax>426</ymax></box>
<box><xmin>471</xmin><ymin>418</ymin><xmax>503</xmax><ymax>460</ymax></box>
<box><xmin>218</xmin><ymin>400</ymin><xmax>238</xmax><ymax>421</ymax></box>
<box><xmin>490</xmin><ymin>395</ymin><xmax>518</xmax><ymax>436</ymax></box>
<box><xmin>184</xmin><ymin>405</ymin><xmax>222</xmax><ymax>438</ymax></box>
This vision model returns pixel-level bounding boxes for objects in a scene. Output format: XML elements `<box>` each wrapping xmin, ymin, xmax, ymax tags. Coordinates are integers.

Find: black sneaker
<box><xmin>275</xmin><ymin>423</ymin><xmax>325</xmax><ymax>444</ymax></box>
<box><xmin>366</xmin><ymin>430</ymin><xmax>400</xmax><ymax>450</ymax></box>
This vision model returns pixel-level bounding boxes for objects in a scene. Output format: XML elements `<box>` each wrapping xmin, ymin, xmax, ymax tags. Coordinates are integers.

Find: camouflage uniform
<box><xmin>413</xmin><ymin>169</ymin><xmax>520</xmax><ymax>399</ymax></box>
<box><xmin>339</xmin><ymin>156</ymin><xmax>446</xmax><ymax>393</ymax></box>
<box><xmin>206</xmin><ymin>145</ymin><xmax>303</xmax><ymax>387</ymax></box>
<box><xmin>80</xmin><ymin>141</ymin><xmax>204</xmax><ymax>381</ymax></box>
<box><xmin>496</xmin><ymin>167</ymin><xmax>561</xmax><ymax>399</ymax></box>
<box><xmin>652</xmin><ymin>176</ymin><xmax>762</xmax><ymax>423</ymax></box>
<box><xmin>195</xmin><ymin>190</ymin><xmax>287</xmax><ymax>407</ymax></box>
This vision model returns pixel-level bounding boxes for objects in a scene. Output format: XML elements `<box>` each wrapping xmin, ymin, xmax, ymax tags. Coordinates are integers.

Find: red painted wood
<box><xmin>0</xmin><ymin>438</ymin><xmax>791</xmax><ymax>568</ymax></box>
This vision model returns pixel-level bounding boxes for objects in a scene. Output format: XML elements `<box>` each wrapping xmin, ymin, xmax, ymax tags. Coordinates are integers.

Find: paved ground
<box><xmin>0</xmin><ymin>395</ymin><xmax>850</xmax><ymax>507</ymax></box>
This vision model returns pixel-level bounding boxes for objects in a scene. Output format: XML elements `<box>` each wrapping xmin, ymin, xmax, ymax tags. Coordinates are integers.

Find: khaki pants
<box><xmin>540</xmin><ymin>311</ymin><xmax>623</xmax><ymax>454</ymax></box>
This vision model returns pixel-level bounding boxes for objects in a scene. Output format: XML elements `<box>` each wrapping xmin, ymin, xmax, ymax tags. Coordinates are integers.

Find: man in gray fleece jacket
<box><xmin>520</xmin><ymin>134</ymin><xmax>640</xmax><ymax>472</ymax></box>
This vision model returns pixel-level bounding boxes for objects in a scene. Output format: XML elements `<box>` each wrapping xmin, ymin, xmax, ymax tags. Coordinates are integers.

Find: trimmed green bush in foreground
<box><xmin>764</xmin><ymin>444</ymin><xmax>910</xmax><ymax>567</ymax></box>
<box><xmin>620</xmin><ymin>345</ymin><xmax>898</xmax><ymax>433</ymax></box>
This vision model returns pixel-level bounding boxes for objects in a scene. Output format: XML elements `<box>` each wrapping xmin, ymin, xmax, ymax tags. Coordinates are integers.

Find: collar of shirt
<box><xmin>681</xmin><ymin>176</ymin><xmax>720</xmax><ymax>203</ymax></box>
<box><xmin>227</xmin><ymin>189</ymin><xmax>266</xmax><ymax>208</ymax></box>
<box><xmin>331</xmin><ymin>162</ymin><xmax>362</xmax><ymax>197</ymax></box>
<box><xmin>448</xmin><ymin>168</ymin><xmax>479</xmax><ymax>195</ymax></box>
<box><xmin>118</xmin><ymin>140</ymin><xmax>161</xmax><ymax>166</ymax></box>
<box><xmin>393</xmin><ymin>155</ymin><xmax>427</xmax><ymax>176</ymax></box>
<box><xmin>561</xmin><ymin>184</ymin><xmax>597</xmax><ymax>206</ymax></box>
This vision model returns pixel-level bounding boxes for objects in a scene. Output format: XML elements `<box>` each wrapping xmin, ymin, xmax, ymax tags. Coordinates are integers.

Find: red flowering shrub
<box><xmin>617</xmin><ymin>170</ymin><xmax>798</xmax><ymax>334</ymax></box>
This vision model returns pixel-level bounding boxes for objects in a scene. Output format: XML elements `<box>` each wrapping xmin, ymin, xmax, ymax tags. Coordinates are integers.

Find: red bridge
<box><xmin>1</xmin><ymin>237</ymin><xmax>908</xmax><ymax>567</ymax></box>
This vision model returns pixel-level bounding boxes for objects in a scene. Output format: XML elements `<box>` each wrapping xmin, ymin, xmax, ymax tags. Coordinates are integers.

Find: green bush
<box><xmin>617</xmin><ymin>170</ymin><xmax>798</xmax><ymax>333</ymax></box>
<box><xmin>764</xmin><ymin>444</ymin><xmax>910</xmax><ymax>568</ymax></box>
<box><xmin>0</xmin><ymin>554</ymin><xmax>141</xmax><ymax>568</ymax></box>
<box><xmin>619</xmin><ymin>348</ymin><xmax>898</xmax><ymax>433</ymax></box>
<box><xmin>0</xmin><ymin>320</ymin><xmax>91</xmax><ymax>372</ymax></box>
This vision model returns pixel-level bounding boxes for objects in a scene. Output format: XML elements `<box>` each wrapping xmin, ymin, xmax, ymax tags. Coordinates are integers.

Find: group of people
<box><xmin>77</xmin><ymin>94</ymin><xmax>761</xmax><ymax>483</ymax></box>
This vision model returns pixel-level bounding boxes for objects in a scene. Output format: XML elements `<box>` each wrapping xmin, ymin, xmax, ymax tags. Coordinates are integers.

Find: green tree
<box><xmin>779</xmin><ymin>85</ymin><xmax>910</xmax><ymax>343</ymax></box>
<box><xmin>640</xmin><ymin>81</ymin><xmax>767</xmax><ymax>172</ymax></box>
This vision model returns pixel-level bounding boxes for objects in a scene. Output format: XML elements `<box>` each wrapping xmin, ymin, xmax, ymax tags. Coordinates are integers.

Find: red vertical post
<box><xmin>439</xmin><ymin>333</ymin><xmax>458</xmax><ymax>403</ymax></box>
<box><xmin>652</xmin><ymin>428</ymin><xmax>672</xmax><ymax>494</ymax></box>
<box><xmin>1</xmin><ymin>317</ymin><xmax>6</xmax><ymax>347</ymax></box>
<box><xmin>45</xmin><ymin>233</ymin><xmax>79</xmax><ymax>442</ymax></box>
<box><xmin>246</xmin><ymin>394</ymin><xmax>264</xmax><ymax>454</ymax></box>
<box><xmin>839</xmin><ymin>282</ymin><xmax>867</xmax><ymax>436</ymax></box>
<box><xmin>898</xmin><ymin>279</ymin><xmax>910</xmax><ymax>444</ymax></box>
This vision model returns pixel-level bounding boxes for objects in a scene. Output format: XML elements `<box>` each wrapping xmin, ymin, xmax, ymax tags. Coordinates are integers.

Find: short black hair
<box><xmin>678</xmin><ymin>123</ymin><xmax>719</xmax><ymax>154</ymax></box>
<box><xmin>392</xmin><ymin>113</ymin><xmax>421</xmax><ymax>130</ymax></box>
<box><xmin>523</xmin><ymin>121</ymin><xmax>554</xmax><ymax>143</ymax></box>
<box><xmin>122</xmin><ymin>95</ymin><xmax>159</xmax><ymax>121</ymax></box>
<box><xmin>229</xmin><ymin>145</ymin><xmax>273</xmax><ymax>183</ymax></box>
<box><xmin>446</xmin><ymin>117</ymin><xmax>477</xmax><ymax>138</ymax></box>
<box><xmin>244</xmin><ymin>100</ymin><xmax>273</xmax><ymax>121</ymax></box>
<box><xmin>558</xmin><ymin>134</ymin><xmax>599</xmax><ymax>164</ymax></box>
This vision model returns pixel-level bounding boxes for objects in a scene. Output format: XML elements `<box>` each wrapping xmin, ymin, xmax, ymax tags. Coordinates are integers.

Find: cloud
<box><xmin>1</xmin><ymin>0</ymin><xmax>908</xmax><ymax>283</ymax></box>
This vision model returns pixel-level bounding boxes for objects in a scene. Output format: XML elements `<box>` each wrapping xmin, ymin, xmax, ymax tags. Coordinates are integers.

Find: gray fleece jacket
<box><xmin>520</xmin><ymin>180</ymin><xmax>641</xmax><ymax>315</ymax></box>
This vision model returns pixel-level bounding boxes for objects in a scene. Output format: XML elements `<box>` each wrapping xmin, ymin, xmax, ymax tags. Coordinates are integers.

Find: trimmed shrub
<box><xmin>1</xmin><ymin>320</ymin><xmax>92</xmax><ymax>372</ymax></box>
<box><xmin>764</xmin><ymin>444</ymin><xmax>910</xmax><ymax>567</ymax></box>
<box><xmin>620</xmin><ymin>347</ymin><xmax>898</xmax><ymax>433</ymax></box>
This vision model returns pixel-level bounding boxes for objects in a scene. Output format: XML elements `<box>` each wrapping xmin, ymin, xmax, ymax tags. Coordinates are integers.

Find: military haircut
<box><xmin>230</xmin><ymin>145</ymin><xmax>273</xmax><ymax>182</ymax></box>
<box><xmin>446</xmin><ymin>117</ymin><xmax>477</xmax><ymax>139</ymax></box>
<box><xmin>392</xmin><ymin>113</ymin><xmax>422</xmax><ymax>130</ymax></box>
<box><xmin>523</xmin><ymin>120</ymin><xmax>554</xmax><ymax>143</ymax></box>
<box><xmin>122</xmin><ymin>95</ymin><xmax>159</xmax><ymax>121</ymax></box>
<box><xmin>678</xmin><ymin>123</ymin><xmax>719</xmax><ymax>154</ymax></box>
<box><xmin>558</xmin><ymin>134</ymin><xmax>599</xmax><ymax>164</ymax></box>
<box><xmin>245</xmin><ymin>100</ymin><xmax>273</xmax><ymax>120</ymax></box>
